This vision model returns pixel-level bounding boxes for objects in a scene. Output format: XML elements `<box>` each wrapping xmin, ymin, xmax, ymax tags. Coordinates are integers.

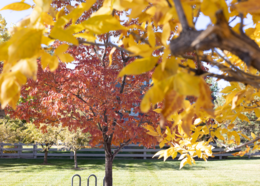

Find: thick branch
<box><xmin>213</xmin><ymin>136</ymin><xmax>260</xmax><ymax>155</ymax></box>
<box><xmin>173</xmin><ymin>0</ymin><xmax>190</xmax><ymax>30</ymax></box>
<box><xmin>170</xmin><ymin>10</ymin><xmax>260</xmax><ymax>73</ymax></box>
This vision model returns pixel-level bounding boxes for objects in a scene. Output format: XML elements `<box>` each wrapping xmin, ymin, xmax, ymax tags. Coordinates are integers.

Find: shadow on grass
<box><xmin>0</xmin><ymin>157</ymin><xmax>259</xmax><ymax>173</ymax></box>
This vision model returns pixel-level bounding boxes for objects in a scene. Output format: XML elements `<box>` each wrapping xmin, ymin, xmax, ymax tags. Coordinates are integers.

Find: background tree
<box><xmin>22</xmin><ymin>123</ymin><xmax>61</xmax><ymax>164</ymax></box>
<box><xmin>58</xmin><ymin>127</ymin><xmax>91</xmax><ymax>169</ymax></box>
<box><xmin>8</xmin><ymin>50</ymin><xmax>160</xmax><ymax>185</ymax></box>
<box><xmin>0</xmin><ymin>14</ymin><xmax>9</xmax><ymax>43</ymax></box>
<box><xmin>0</xmin><ymin>117</ymin><xmax>24</xmax><ymax>144</ymax></box>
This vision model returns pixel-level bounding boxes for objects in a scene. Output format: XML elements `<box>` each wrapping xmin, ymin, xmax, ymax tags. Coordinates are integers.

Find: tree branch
<box><xmin>213</xmin><ymin>136</ymin><xmax>260</xmax><ymax>155</ymax></box>
<box><xmin>170</xmin><ymin>10</ymin><xmax>260</xmax><ymax>73</ymax></box>
<box><xmin>173</xmin><ymin>0</ymin><xmax>190</xmax><ymax>30</ymax></box>
<box><xmin>112</xmin><ymin>139</ymin><xmax>131</xmax><ymax>160</ymax></box>
<box><xmin>78</xmin><ymin>40</ymin><xmax>132</xmax><ymax>54</ymax></box>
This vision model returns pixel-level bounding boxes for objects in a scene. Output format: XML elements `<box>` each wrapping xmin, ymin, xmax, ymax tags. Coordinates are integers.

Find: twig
<box><xmin>193</xmin><ymin>8</ymin><xmax>200</xmax><ymax>26</ymax></box>
<box><xmin>166</xmin><ymin>0</ymin><xmax>172</xmax><ymax>8</ymax></box>
<box><xmin>229</xmin><ymin>16</ymin><xmax>237</xmax><ymax>24</ymax></box>
<box><xmin>78</xmin><ymin>40</ymin><xmax>132</xmax><ymax>54</ymax></box>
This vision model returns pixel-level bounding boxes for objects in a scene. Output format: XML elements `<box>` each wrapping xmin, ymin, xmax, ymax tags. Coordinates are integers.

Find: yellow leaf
<box><xmin>56</xmin><ymin>7</ymin><xmax>66</xmax><ymax>20</ymax></box>
<box><xmin>251</xmin><ymin>132</ymin><xmax>256</xmax><ymax>139</ymax></box>
<box><xmin>0</xmin><ymin>2</ymin><xmax>31</xmax><ymax>11</ymax></box>
<box><xmin>231</xmin><ymin>131</ymin><xmax>240</xmax><ymax>145</ymax></box>
<box><xmin>245</xmin><ymin>27</ymin><xmax>256</xmax><ymax>36</ymax></box>
<box><xmin>11</xmin><ymin>58</ymin><xmax>38</xmax><ymax>80</ymax></box>
<box><xmin>118</xmin><ymin>56</ymin><xmax>159</xmax><ymax>77</ymax></box>
<box><xmin>141</xmin><ymin>83</ymin><xmax>164</xmax><ymax>113</ymax></box>
<box><xmin>231</xmin><ymin>90</ymin><xmax>246</xmax><ymax>109</ymax></box>
<box><xmin>221</xmin><ymin>84</ymin><xmax>238</xmax><ymax>93</ymax></box>
<box><xmin>164</xmin><ymin>147</ymin><xmax>175</xmax><ymax>161</ymax></box>
<box><xmin>174</xmin><ymin>73</ymin><xmax>201</xmax><ymax>96</ymax></box>
<box><xmin>127</xmin><ymin>44</ymin><xmax>156</xmax><ymax>57</ymax></box>
<box><xmin>227</xmin><ymin>124</ymin><xmax>235</xmax><ymax>130</ymax></box>
<box><xmin>0</xmin><ymin>41</ymin><xmax>10</xmax><ymax>61</ymax></box>
<box><xmin>67</xmin><ymin>1</ymin><xmax>96</xmax><ymax>23</ymax></box>
<box><xmin>171</xmin><ymin>151</ymin><xmax>178</xmax><ymax>159</ymax></box>
<box><xmin>191</xmin><ymin>130</ymin><xmax>200</xmax><ymax>143</ymax></box>
<box><xmin>153</xmin><ymin>150</ymin><xmax>165</xmax><ymax>159</ymax></box>
<box><xmin>240</xmin><ymin>133</ymin><xmax>251</xmax><ymax>141</ymax></box>
<box><xmin>161</xmin><ymin>22</ymin><xmax>170</xmax><ymax>46</ymax></box>
<box><xmin>143</xmin><ymin>125</ymin><xmax>158</xmax><ymax>137</ymax></box>
<box><xmin>40</xmin><ymin>12</ymin><xmax>54</xmax><ymax>25</ymax></box>
<box><xmin>109</xmin><ymin>47</ymin><xmax>116</xmax><ymax>66</ymax></box>
<box><xmin>153</xmin><ymin>109</ymin><xmax>162</xmax><ymax>113</ymax></box>
<box><xmin>201</xmin><ymin>0</ymin><xmax>229</xmax><ymax>24</ymax></box>
<box><xmin>66</xmin><ymin>24</ymin><xmax>85</xmax><ymax>35</ymax></box>
<box><xmin>238</xmin><ymin>114</ymin><xmax>250</xmax><ymax>122</ymax></box>
<box><xmin>232</xmin><ymin>23</ymin><xmax>241</xmax><ymax>34</ymax></box>
<box><xmin>82</xmin><ymin>15</ymin><xmax>128</xmax><ymax>35</ymax></box>
<box><xmin>178</xmin><ymin>154</ymin><xmax>187</xmax><ymax>160</ymax></box>
<box><xmin>41</xmin><ymin>36</ymin><xmax>54</xmax><ymax>46</ymax></box>
<box><xmin>156</xmin><ymin>125</ymin><xmax>163</xmax><ymax>136</ymax></box>
<box><xmin>254</xmin><ymin>108</ymin><xmax>260</xmax><ymax>118</ymax></box>
<box><xmin>235</xmin><ymin>0</ymin><xmax>260</xmax><ymax>14</ymax></box>
<box><xmin>34</xmin><ymin>0</ymin><xmax>52</xmax><ymax>12</ymax></box>
<box><xmin>58</xmin><ymin>53</ymin><xmax>74</xmax><ymax>63</ymax></box>
<box><xmin>161</xmin><ymin>46</ymin><xmax>171</xmax><ymax>70</ymax></box>
<box><xmin>147</xmin><ymin>131</ymin><xmax>160</xmax><ymax>136</ymax></box>
<box><xmin>147</xmin><ymin>22</ymin><xmax>156</xmax><ymax>47</ymax></box>
<box><xmin>213</xmin><ymin>129</ymin><xmax>225</xmax><ymax>141</ymax></box>
<box><xmin>159</xmin><ymin>140</ymin><xmax>165</xmax><ymax>148</ymax></box>
<box><xmin>180</xmin><ymin>157</ymin><xmax>191</xmax><ymax>169</ymax></box>
<box><xmin>0</xmin><ymin>72</ymin><xmax>27</xmax><ymax>109</ymax></box>
<box><xmin>55</xmin><ymin>44</ymin><xmax>69</xmax><ymax>55</ymax></box>
<box><xmin>196</xmin><ymin>79</ymin><xmax>215</xmax><ymax>116</ymax></box>
<box><xmin>196</xmin><ymin>149</ymin><xmax>202</xmax><ymax>158</ymax></box>
<box><xmin>181</xmin><ymin>109</ymin><xmax>195</xmax><ymax>137</ymax></box>
<box><xmin>8</xmin><ymin>28</ymin><xmax>43</xmax><ymax>64</ymax></box>
<box><xmin>50</xmin><ymin>27</ymin><xmax>78</xmax><ymax>45</ymax></box>
<box><xmin>41</xmin><ymin>51</ymin><xmax>59</xmax><ymax>71</ymax></box>
<box><xmin>160</xmin><ymin>89</ymin><xmax>184</xmax><ymax>125</ymax></box>
<box><xmin>182</xmin><ymin>2</ymin><xmax>194</xmax><ymax>27</ymax></box>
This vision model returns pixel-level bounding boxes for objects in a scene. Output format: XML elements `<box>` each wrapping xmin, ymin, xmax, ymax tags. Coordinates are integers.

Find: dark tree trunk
<box><xmin>74</xmin><ymin>150</ymin><xmax>78</xmax><ymax>169</ymax></box>
<box><xmin>104</xmin><ymin>143</ymin><xmax>113</xmax><ymax>186</ymax></box>
<box><xmin>44</xmin><ymin>150</ymin><xmax>48</xmax><ymax>164</ymax></box>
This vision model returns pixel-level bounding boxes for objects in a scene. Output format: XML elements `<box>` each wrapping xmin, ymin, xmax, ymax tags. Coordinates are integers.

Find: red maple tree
<box><xmin>7</xmin><ymin>41</ymin><xmax>160</xmax><ymax>184</ymax></box>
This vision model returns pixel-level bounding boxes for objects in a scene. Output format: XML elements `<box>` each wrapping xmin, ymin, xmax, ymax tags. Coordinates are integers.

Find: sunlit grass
<box><xmin>0</xmin><ymin>158</ymin><xmax>260</xmax><ymax>185</ymax></box>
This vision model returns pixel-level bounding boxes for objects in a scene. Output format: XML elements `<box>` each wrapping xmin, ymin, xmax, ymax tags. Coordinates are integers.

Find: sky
<box><xmin>0</xmin><ymin>0</ymin><xmax>255</xmax><ymax>90</ymax></box>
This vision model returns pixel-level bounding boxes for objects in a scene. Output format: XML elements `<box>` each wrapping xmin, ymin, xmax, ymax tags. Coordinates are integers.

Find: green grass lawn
<box><xmin>0</xmin><ymin>158</ymin><xmax>260</xmax><ymax>186</ymax></box>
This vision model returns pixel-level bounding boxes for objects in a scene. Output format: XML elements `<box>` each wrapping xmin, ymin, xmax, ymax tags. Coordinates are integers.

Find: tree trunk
<box><xmin>44</xmin><ymin>150</ymin><xmax>48</xmax><ymax>164</ymax></box>
<box><xmin>74</xmin><ymin>150</ymin><xmax>78</xmax><ymax>169</ymax></box>
<box><xmin>105</xmin><ymin>148</ymin><xmax>113</xmax><ymax>186</ymax></box>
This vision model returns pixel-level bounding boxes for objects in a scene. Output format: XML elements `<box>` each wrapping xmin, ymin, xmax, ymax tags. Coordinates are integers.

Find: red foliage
<box><xmin>7</xmin><ymin>44</ymin><xmax>160</xmax><ymax>148</ymax></box>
